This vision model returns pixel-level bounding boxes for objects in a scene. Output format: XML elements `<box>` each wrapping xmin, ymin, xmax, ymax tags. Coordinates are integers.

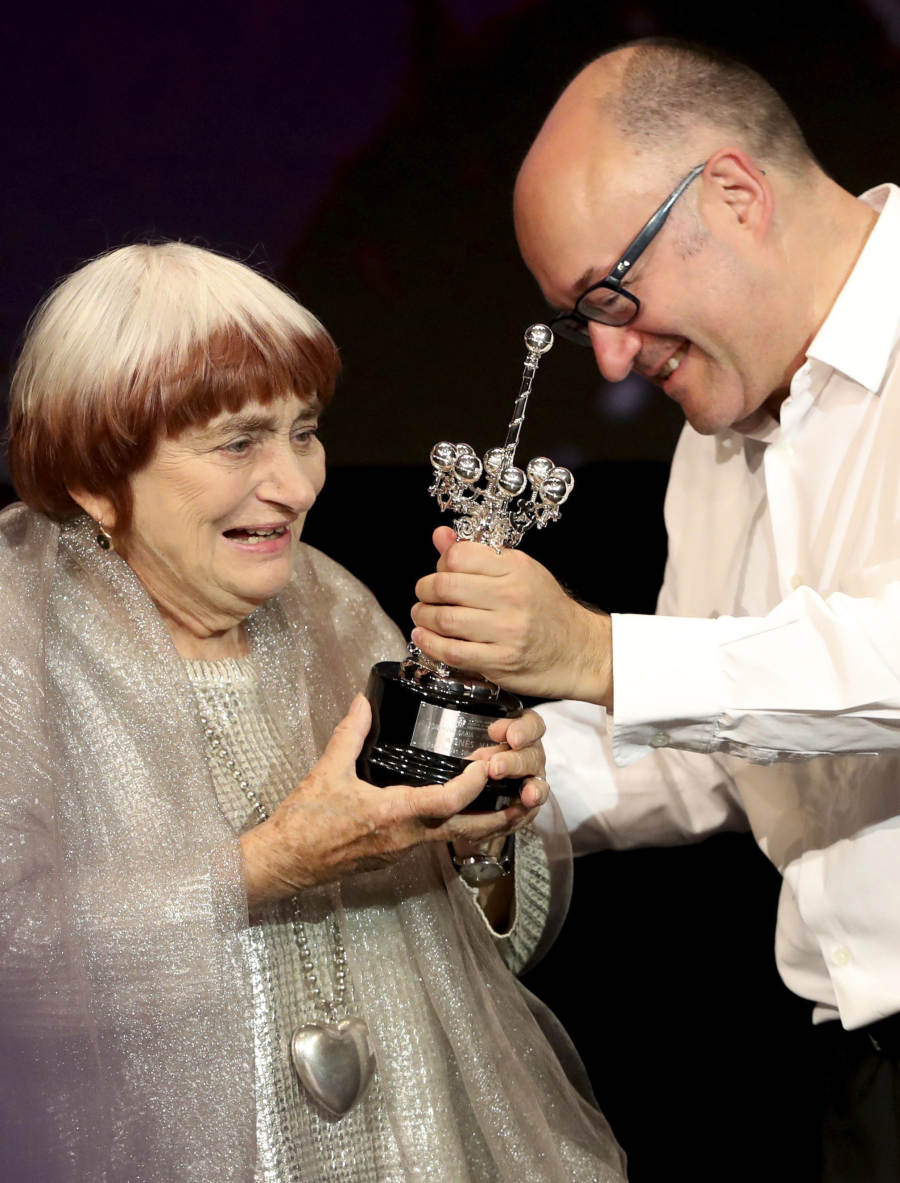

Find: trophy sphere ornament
<box><xmin>526</xmin><ymin>455</ymin><xmax>555</xmax><ymax>484</ymax></box>
<box><xmin>482</xmin><ymin>447</ymin><xmax>507</xmax><ymax>476</ymax></box>
<box><xmin>524</xmin><ymin>323</ymin><xmax>553</xmax><ymax>354</ymax></box>
<box><xmin>455</xmin><ymin>453</ymin><xmax>483</xmax><ymax>484</ymax></box>
<box><xmin>430</xmin><ymin>441</ymin><xmax>457</xmax><ymax>470</ymax></box>
<box><xmin>357</xmin><ymin>325</ymin><xmax>574</xmax><ymax>874</ymax></box>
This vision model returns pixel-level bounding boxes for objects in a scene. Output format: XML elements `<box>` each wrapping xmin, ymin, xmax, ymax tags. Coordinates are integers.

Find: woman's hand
<box><xmin>451</xmin><ymin>708</ymin><xmax>548</xmax><ymax>930</ymax></box>
<box><xmin>470</xmin><ymin>707</ymin><xmax>547</xmax><ymax>809</ymax></box>
<box><xmin>239</xmin><ymin>695</ymin><xmax>546</xmax><ymax>911</ymax></box>
<box><xmin>452</xmin><ymin>705</ymin><xmax>548</xmax><ymax>868</ymax></box>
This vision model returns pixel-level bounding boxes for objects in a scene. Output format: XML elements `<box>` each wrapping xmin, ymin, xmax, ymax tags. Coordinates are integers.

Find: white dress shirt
<box><xmin>541</xmin><ymin>184</ymin><xmax>900</xmax><ymax>1030</ymax></box>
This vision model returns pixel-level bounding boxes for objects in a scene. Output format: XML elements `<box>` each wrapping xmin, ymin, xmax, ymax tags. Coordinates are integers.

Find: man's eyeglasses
<box><xmin>550</xmin><ymin>162</ymin><xmax>707</xmax><ymax>345</ymax></box>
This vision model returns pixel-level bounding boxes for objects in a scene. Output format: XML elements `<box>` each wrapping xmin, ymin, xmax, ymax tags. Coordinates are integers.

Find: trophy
<box><xmin>357</xmin><ymin>325</ymin><xmax>573</xmax><ymax>876</ymax></box>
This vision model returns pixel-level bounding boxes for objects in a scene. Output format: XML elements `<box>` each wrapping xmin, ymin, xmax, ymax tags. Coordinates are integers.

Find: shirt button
<box><xmin>650</xmin><ymin>731</ymin><xmax>670</xmax><ymax>748</ymax></box>
<box><xmin>831</xmin><ymin>946</ymin><xmax>852</xmax><ymax>968</ymax></box>
<box><xmin>790</xmin><ymin>573</ymin><xmax>805</xmax><ymax>590</ymax></box>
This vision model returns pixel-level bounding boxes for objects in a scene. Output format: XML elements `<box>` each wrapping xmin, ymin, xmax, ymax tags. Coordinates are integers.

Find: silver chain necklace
<box><xmin>200</xmin><ymin>710</ymin><xmax>375</xmax><ymax>1118</ymax></box>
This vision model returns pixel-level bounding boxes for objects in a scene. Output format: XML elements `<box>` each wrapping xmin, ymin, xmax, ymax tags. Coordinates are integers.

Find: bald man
<box><xmin>413</xmin><ymin>39</ymin><xmax>900</xmax><ymax>1178</ymax></box>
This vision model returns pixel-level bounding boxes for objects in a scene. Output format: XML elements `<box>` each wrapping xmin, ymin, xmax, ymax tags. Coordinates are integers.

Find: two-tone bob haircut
<box><xmin>8</xmin><ymin>241</ymin><xmax>340</xmax><ymax>532</ymax></box>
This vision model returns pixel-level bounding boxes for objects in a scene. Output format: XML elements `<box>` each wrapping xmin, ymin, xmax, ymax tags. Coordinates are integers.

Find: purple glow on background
<box><xmin>3</xmin><ymin>0</ymin><xmax>897</xmax><ymax>477</ymax></box>
<box><xmin>1</xmin><ymin>1</ymin><xmax>532</xmax><ymax>371</ymax></box>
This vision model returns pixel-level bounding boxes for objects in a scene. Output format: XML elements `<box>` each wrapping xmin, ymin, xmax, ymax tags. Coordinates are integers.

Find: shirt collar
<box><xmin>805</xmin><ymin>184</ymin><xmax>900</xmax><ymax>393</ymax></box>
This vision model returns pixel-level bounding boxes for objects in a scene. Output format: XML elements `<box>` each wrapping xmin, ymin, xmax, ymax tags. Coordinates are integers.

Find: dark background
<box><xmin>4</xmin><ymin>2</ymin><xmax>899</xmax><ymax>1178</ymax></box>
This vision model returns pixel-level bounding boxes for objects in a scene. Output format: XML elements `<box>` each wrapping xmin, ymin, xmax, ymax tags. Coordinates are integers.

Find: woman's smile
<box><xmin>222</xmin><ymin>522</ymin><xmax>295</xmax><ymax>552</ymax></box>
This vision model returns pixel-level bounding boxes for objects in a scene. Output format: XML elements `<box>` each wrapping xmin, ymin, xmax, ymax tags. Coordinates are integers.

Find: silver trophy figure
<box><xmin>427</xmin><ymin>324</ymin><xmax>572</xmax><ymax>554</ymax></box>
<box><xmin>357</xmin><ymin>326</ymin><xmax>572</xmax><ymax>875</ymax></box>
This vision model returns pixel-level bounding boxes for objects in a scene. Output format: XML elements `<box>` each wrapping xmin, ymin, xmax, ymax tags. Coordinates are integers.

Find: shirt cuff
<box><xmin>611</xmin><ymin>612</ymin><xmax>724</xmax><ymax>765</ymax></box>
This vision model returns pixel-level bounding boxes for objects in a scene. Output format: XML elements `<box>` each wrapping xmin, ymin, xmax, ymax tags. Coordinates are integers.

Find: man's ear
<box><xmin>702</xmin><ymin>146</ymin><xmax>773</xmax><ymax>242</ymax></box>
<box><xmin>67</xmin><ymin>488</ymin><xmax>117</xmax><ymax>530</ymax></box>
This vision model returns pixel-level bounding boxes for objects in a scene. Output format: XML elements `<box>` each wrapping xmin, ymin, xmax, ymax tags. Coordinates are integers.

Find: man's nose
<box><xmin>587</xmin><ymin>321</ymin><xmax>642</xmax><ymax>383</ymax></box>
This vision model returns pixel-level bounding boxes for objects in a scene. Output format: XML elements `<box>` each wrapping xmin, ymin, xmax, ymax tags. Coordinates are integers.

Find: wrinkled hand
<box><xmin>453</xmin><ymin>708</ymin><xmax>549</xmax><ymax>929</ymax></box>
<box><xmin>468</xmin><ymin>707</ymin><xmax>547</xmax><ymax>809</ymax></box>
<box><xmin>240</xmin><ymin>694</ymin><xmax>547</xmax><ymax>911</ymax></box>
<box><xmin>411</xmin><ymin>527</ymin><xmax>613</xmax><ymax>705</ymax></box>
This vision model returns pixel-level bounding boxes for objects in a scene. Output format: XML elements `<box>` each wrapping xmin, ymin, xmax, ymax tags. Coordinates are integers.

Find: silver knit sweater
<box><xmin>185</xmin><ymin>657</ymin><xmax>551</xmax><ymax>1183</ymax></box>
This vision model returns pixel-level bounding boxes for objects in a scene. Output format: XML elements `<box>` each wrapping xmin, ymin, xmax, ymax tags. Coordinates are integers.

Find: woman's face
<box><xmin>123</xmin><ymin>393</ymin><xmax>325</xmax><ymax>644</ymax></box>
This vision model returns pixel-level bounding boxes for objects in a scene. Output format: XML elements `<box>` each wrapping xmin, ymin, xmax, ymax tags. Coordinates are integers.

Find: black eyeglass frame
<box><xmin>551</xmin><ymin>161</ymin><xmax>707</xmax><ymax>343</ymax></box>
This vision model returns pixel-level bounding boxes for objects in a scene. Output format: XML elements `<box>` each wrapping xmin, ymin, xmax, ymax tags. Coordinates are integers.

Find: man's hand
<box><xmin>411</xmin><ymin>526</ymin><xmax>613</xmax><ymax>705</ymax></box>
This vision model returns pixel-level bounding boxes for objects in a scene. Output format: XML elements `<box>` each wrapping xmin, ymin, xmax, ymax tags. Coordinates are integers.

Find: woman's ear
<box><xmin>67</xmin><ymin>488</ymin><xmax>118</xmax><ymax>531</ymax></box>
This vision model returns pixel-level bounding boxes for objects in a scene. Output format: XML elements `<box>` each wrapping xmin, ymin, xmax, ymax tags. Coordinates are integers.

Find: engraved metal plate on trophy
<box><xmin>357</xmin><ymin>324</ymin><xmax>572</xmax><ymax>814</ymax></box>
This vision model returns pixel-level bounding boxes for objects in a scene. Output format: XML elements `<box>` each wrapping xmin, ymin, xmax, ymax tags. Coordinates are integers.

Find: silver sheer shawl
<box><xmin>0</xmin><ymin>505</ymin><xmax>625</xmax><ymax>1181</ymax></box>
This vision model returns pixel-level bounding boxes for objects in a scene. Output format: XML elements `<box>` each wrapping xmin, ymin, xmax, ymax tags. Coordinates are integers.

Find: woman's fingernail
<box><xmin>491</xmin><ymin>758</ymin><xmax>508</xmax><ymax>778</ymax></box>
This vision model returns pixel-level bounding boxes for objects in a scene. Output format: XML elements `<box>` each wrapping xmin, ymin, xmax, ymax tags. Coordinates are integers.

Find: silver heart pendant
<box><xmin>290</xmin><ymin>1018</ymin><xmax>375</xmax><ymax>1117</ymax></box>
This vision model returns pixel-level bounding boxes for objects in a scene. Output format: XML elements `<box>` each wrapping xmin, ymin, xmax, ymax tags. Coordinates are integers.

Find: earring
<box><xmin>95</xmin><ymin>519</ymin><xmax>113</xmax><ymax>551</ymax></box>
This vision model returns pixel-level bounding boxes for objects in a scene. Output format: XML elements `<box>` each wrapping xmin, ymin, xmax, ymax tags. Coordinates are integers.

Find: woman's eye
<box><xmin>222</xmin><ymin>437</ymin><xmax>253</xmax><ymax>455</ymax></box>
<box><xmin>293</xmin><ymin>428</ymin><xmax>319</xmax><ymax>449</ymax></box>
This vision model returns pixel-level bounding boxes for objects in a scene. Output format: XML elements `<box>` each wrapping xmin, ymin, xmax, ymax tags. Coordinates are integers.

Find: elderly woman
<box><xmin>0</xmin><ymin>243</ymin><xmax>625</xmax><ymax>1182</ymax></box>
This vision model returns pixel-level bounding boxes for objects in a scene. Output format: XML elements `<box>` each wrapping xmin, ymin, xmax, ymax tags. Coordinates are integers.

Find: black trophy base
<box><xmin>357</xmin><ymin>661</ymin><xmax>523</xmax><ymax>812</ymax></box>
